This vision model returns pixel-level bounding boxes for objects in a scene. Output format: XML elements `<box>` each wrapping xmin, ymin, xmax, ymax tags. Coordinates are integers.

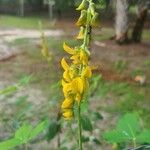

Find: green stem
<box><xmin>77</xmin><ymin>104</ymin><xmax>83</xmax><ymax>150</ymax></box>
<box><xmin>133</xmin><ymin>138</ymin><xmax>136</xmax><ymax>149</ymax></box>
<box><xmin>25</xmin><ymin>143</ymin><xmax>28</xmax><ymax>150</ymax></box>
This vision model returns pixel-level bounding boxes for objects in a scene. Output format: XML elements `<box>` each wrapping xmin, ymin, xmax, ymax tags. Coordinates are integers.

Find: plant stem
<box><xmin>133</xmin><ymin>138</ymin><xmax>136</xmax><ymax>149</ymax></box>
<box><xmin>25</xmin><ymin>143</ymin><xmax>28</xmax><ymax>150</ymax></box>
<box><xmin>77</xmin><ymin>104</ymin><xmax>83</xmax><ymax>150</ymax></box>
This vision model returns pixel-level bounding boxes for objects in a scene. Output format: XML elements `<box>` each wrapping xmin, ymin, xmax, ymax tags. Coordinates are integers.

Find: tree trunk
<box><xmin>115</xmin><ymin>0</ymin><xmax>129</xmax><ymax>44</ymax></box>
<box><xmin>19</xmin><ymin>0</ymin><xmax>24</xmax><ymax>17</ymax></box>
<box><xmin>132</xmin><ymin>0</ymin><xmax>148</xmax><ymax>42</ymax></box>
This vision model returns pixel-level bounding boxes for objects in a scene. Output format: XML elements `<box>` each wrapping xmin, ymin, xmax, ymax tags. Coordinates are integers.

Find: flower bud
<box><xmin>76</xmin><ymin>27</ymin><xmax>85</xmax><ymax>39</ymax></box>
<box><xmin>89</xmin><ymin>2</ymin><xmax>95</xmax><ymax>16</ymax></box>
<box><xmin>90</xmin><ymin>12</ymin><xmax>99</xmax><ymax>27</ymax></box>
<box><xmin>76</xmin><ymin>0</ymin><xmax>87</xmax><ymax>11</ymax></box>
<box><xmin>76</xmin><ymin>10</ymin><xmax>87</xmax><ymax>26</ymax></box>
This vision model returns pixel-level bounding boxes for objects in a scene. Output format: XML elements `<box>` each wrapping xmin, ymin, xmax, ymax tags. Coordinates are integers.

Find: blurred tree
<box><xmin>19</xmin><ymin>0</ymin><xmax>24</xmax><ymax>17</ymax></box>
<box><xmin>132</xmin><ymin>0</ymin><xmax>150</xmax><ymax>42</ymax></box>
<box><xmin>115</xmin><ymin>0</ymin><xmax>129</xmax><ymax>44</ymax></box>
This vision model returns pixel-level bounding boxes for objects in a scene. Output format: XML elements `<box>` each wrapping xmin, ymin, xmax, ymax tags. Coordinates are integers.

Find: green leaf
<box><xmin>92</xmin><ymin>112</ymin><xmax>103</xmax><ymax>121</ymax></box>
<box><xmin>0</xmin><ymin>121</ymin><xmax>48</xmax><ymax>150</ymax></box>
<box><xmin>92</xmin><ymin>137</ymin><xmax>101</xmax><ymax>145</ymax></box>
<box><xmin>81</xmin><ymin>115</ymin><xmax>93</xmax><ymax>132</ymax></box>
<box><xmin>47</xmin><ymin>121</ymin><xmax>60</xmax><ymax>141</ymax></box>
<box><xmin>136</xmin><ymin>130</ymin><xmax>150</xmax><ymax>144</ymax></box>
<box><xmin>15</xmin><ymin>123</ymin><xmax>32</xmax><ymax>144</ymax></box>
<box><xmin>0</xmin><ymin>139</ymin><xmax>20</xmax><ymax>150</ymax></box>
<box><xmin>29</xmin><ymin>120</ymin><xmax>48</xmax><ymax>140</ymax></box>
<box><xmin>82</xmin><ymin>136</ymin><xmax>90</xmax><ymax>143</ymax></box>
<box><xmin>103</xmin><ymin>130</ymin><xmax>129</xmax><ymax>143</ymax></box>
<box><xmin>0</xmin><ymin>86</ymin><xmax>17</xmax><ymax>96</ymax></box>
<box><xmin>117</xmin><ymin>113</ymin><xmax>140</xmax><ymax>139</ymax></box>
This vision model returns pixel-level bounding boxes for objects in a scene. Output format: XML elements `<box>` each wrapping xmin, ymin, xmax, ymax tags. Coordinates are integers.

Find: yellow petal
<box><xmin>63</xmin><ymin>71</ymin><xmax>71</xmax><ymax>82</ymax></box>
<box><xmin>80</xmin><ymin>50</ymin><xmax>88</xmax><ymax>65</ymax></box>
<box><xmin>63</xmin><ymin>83</ymin><xmax>72</xmax><ymax>97</ymax></box>
<box><xmin>81</xmin><ymin>66</ymin><xmax>92</xmax><ymax>78</ymax></box>
<box><xmin>72</xmin><ymin>77</ymin><xmax>84</xmax><ymax>94</ymax></box>
<box><xmin>61</xmin><ymin>98</ymin><xmax>73</xmax><ymax>109</ymax></box>
<box><xmin>63</xmin><ymin>43</ymin><xmax>75</xmax><ymax>55</ymax></box>
<box><xmin>61</xmin><ymin>58</ymin><xmax>69</xmax><ymax>71</ymax></box>
<box><xmin>70</xmin><ymin>55</ymin><xmax>80</xmax><ymax>64</ymax></box>
<box><xmin>63</xmin><ymin>109</ymin><xmax>73</xmax><ymax>120</ymax></box>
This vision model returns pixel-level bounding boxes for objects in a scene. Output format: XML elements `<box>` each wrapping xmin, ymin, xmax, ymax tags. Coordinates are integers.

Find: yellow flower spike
<box><xmin>76</xmin><ymin>10</ymin><xmax>87</xmax><ymax>26</ymax></box>
<box><xmin>81</xmin><ymin>66</ymin><xmax>92</xmax><ymax>78</ymax></box>
<box><xmin>76</xmin><ymin>0</ymin><xmax>87</xmax><ymax>11</ymax></box>
<box><xmin>61</xmin><ymin>98</ymin><xmax>74</xmax><ymax>109</ymax></box>
<box><xmin>61</xmin><ymin>58</ymin><xmax>70</xmax><ymax>71</ymax></box>
<box><xmin>63</xmin><ymin>109</ymin><xmax>73</xmax><ymax>120</ymax></box>
<box><xmin>63</xmin><ymin>43</ymin><xmax>75</xmax><ymax>55</ymax></box>
<box><xmin>76</xmin><ymin>27</ymin><xmax>85</xmax><ymax>40</ymax></box>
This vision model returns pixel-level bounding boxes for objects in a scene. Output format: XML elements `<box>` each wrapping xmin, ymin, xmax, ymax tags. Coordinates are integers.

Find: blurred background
<box><xmin>0</xmin><ymin>0</ymin><xmax>149</xmax><ymax>150</ymax></box>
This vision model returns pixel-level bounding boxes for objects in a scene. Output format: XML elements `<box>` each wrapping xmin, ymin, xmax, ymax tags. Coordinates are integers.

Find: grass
<box><xmin>0</xmin><ymin>15</ymin><xmax>55</xmax><ymax>29</ymax></box>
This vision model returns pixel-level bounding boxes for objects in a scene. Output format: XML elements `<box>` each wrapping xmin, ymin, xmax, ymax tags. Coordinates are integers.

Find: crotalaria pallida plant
<box><xmin>60</xmin><ymin>0</ymin><xmax>98</xmax><ymax>149</ymax></box>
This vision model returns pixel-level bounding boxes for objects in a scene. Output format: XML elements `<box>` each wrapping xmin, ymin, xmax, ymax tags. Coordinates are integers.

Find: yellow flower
<box><xmin>77</xmin><ymin>27</ymin><xmax>85</xmax><ymax>40</ymax></box>
<box><xmin>80</xmin><ymin>50</ymin><xmax>88</xmax><ymax>65</ymax></box>
<box><xmin>61</xmin><ymin>58</ymin><xmax>70</xmax><ymax>71</ymax></box>
<box><xmin>61</xmin><ymin>98</ymin><xmax>74</xmax><ymax>109</ymax></box>
<box><xmin>72</xmin><ymin>77</ymin><xmax>84</xmax><ymax>94</ymax></box>
<box><xmin>81</xmin><ymin>66</ymin><xmax>92</xmax><ymax>78</ymax></box>
<box><xmin>63</xmin><ymin>43</ymin><xmax>75</xmax><ymax>55</ymax></box>
<box><xmin>62</xmin><ymin>82</ymin><xmax>72</xmax><ymax>97</ymax></box>
<box><xmin>63</xmin><ymin>70</ymin><xmax>71</xmax><ymax>82</ymax></box>
<box><xmin>63</xmin><ymin>109</ymin><xmax>73</xmax><ymax>120</ymax></box>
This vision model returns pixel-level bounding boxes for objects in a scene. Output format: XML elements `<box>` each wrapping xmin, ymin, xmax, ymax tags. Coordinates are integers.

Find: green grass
<box><xmin>0</xmin><ymin>15</ymin><xmax>54</xmax><ymax>29</ymax></box>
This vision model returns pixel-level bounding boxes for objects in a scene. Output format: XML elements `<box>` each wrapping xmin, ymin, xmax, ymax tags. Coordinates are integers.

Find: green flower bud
<box><xmin>76</xmin><ymin>0</ymin><xmax>87</xmax><ymax>11</ymax></box>
<box><xmin>90</xmin><ymin>12</ymin><xmax>99</xmax><ymax>27</ymax></box>
<box><xmin>76</xmin><ymin>10</ymin><xmax>87</xmax><ymax>26</ymax></box>
<box><xmin>89</xmin><ymin>2</ymin><xmax>95</xmax><ymax>16</ymax></box>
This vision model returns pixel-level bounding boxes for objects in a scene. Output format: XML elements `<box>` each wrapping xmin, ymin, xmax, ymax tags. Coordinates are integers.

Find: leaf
<box><xmin>82</xmin><ymin>136</ymin><xmax>90</xmax><ymax>143</ymax></box>
<box><xmin>0</xmin><ymin>121</ymin><xmax>48</xmax><ymax>150</ymax></box>
<box><xmin>47</xmin><ymin>121</ymin><xmax>60</xmax><ymax>141</ymax></box>
<box><xmin>92</xmin><ymin>112</ymin><xmax>103</xmax><ymax>121</ymax></box>
<box><xmin>0</xmin><ymin>139</ymin><xmax>20</xmax><ymax>150</ymax></box>
<box><xmin>103</xmin><ymin>130</ymin><xmax>129</xmax><ymax>143</ymax></box>
<box><xmin>81</xmin><ymin>115</ymin><xmax>93</xmax><ymax>132</ymax></box>
<box><xmin>136</xmin><ymin>130</ymin><xmax>150</xmax><ymax>144</ymax></box>
<box><xmin>117</xmin><ymin>113</ymin><xmax>140</xmax><ymax>139</ymax></box>
<box><xmin>0</xmin><ymin>86</ymin><xmax>17</xmax><ymax>96</ymax></box>
<box><xmin>15</xmin><ymin>123</ymin><xmax>32</xmax><ymax>144</ymax></box>
<box><xmin>92</xmin><ymin>137</ymin><xmax>101</xmax><ymax>145</ymax></box>
<box><xmin>29</xmin><ymin>120</ymin><xmax>48</xmax><ymax>140</ymax></box>
<box><xmin>18</xmin><ymin>75</ymin><xmax>32</xmax><ymax>86</ymax></box>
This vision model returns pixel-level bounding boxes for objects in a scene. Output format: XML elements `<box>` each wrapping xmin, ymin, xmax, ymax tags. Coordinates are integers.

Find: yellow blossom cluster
<box><xmin>61</xmin><ymin>0</ymin><xmax>98</xmax><ymax>120</ymax></box>
<box><xmin>61</xmin><ymin>43</ymin><xmax>92</xmax><ymax>120</ymax></box>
